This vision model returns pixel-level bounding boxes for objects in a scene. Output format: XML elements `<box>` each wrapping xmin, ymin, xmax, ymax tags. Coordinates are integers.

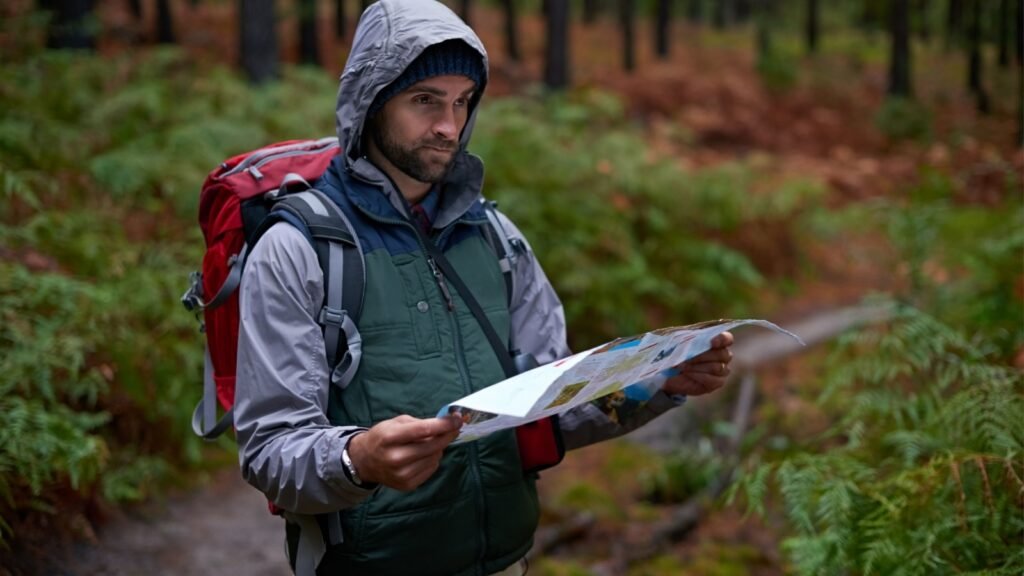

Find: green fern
<box><xmin>737</xmin><ymin>304</ymin><xmax>1024</xmax><ymax>575</ymax></box>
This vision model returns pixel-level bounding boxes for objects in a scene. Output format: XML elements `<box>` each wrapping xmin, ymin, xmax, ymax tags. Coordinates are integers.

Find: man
<box><xmin>234</xmin><ymin>1</ymin><xmax>734</xmax><ymax>574</ymax></box>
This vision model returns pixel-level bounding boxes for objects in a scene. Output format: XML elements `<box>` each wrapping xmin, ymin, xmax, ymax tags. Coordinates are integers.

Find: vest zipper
<box><xmin>426</xmin><ymin>257</ymin><xmax>454</xmax><ymax>311</ymax></box>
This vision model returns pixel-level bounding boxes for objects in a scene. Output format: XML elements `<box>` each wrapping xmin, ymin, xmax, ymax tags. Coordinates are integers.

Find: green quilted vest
<box><xmin>322</xmin><ymin>230</ymin><xmax>539</xmax><ymax>576</ymax></box>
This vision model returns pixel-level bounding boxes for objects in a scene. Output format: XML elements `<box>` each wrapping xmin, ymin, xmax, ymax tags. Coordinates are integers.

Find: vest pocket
<box><xmin>393</xmin><ymin>255</ymin><xmax>442</xmax><ymax>359</ymax></box>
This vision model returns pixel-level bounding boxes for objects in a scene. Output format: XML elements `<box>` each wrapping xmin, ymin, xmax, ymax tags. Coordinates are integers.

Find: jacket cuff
<box><xmin>647</xmin><ymin>390</ymin><xmax>685</xmax><ymax>415</ymax></box>
<box><xmin>325</xmin><ymin>428</ymin><xmax>378</xmax><ymax>498</ymax></box>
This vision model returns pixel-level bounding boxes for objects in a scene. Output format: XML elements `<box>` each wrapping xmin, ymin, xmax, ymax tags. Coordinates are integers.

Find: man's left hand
<box><xmin>661</xmin><ymin>332</ymin><xmax>734</xmax><ymax>397</ymax></box>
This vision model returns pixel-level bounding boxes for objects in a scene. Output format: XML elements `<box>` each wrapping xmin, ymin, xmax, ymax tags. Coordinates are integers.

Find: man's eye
<box><xmin>454</xmin><ymin>98</ymin><xmax>468</xmax><ymax>107</ymax></box>
<box><xmin>414</xmin><ymin>95</ymin><xmax>432</xmax><ymax>105</ymax></box>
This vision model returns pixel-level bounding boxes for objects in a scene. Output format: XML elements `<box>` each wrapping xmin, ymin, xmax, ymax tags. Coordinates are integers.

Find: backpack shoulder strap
<box><xmin>269</xmin><ymin>189</ymin><xmax>366</xmax><ymax>392</ymax></box>
<box><xmin>479</xmin><ymin>199</ymin><xmax>524</xmax><ymax>308</ymax></box>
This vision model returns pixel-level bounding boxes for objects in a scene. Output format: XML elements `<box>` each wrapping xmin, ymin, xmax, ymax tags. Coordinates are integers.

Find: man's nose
<box><xmin>433</xmin><ymin>107</ymin><xmax>458</xmax><ymax>141</ymax></box>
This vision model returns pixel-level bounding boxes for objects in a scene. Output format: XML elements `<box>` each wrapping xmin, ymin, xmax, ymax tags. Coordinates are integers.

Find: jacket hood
<box><xmin>335</xmin><ymin>0</ymin><xmax>489</xmax><ymax>167</ymax></box>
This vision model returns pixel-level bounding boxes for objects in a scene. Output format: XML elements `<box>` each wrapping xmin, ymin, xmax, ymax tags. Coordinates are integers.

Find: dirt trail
<box><xmin>61</xmin><ymin>469</ymin><xmax>290</xmax><ymax>576</ymax></box>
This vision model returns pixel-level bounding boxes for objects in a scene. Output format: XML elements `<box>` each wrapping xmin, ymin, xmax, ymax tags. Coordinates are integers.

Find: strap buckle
<box><xmin>181</xmin><ymin>270</ymin><xmax>206</xmax><ymax>312</ymax></box>
<box><xmin>318</xmin><ymin>305</ymin><xmax>348</xmax><ymax>328</ymax></box>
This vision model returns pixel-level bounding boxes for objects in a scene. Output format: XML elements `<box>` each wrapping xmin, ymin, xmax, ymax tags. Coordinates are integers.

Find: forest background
<box><xmin>1</xmin><ymin>0</ymin><xmax>1022</xmax><ymax>574</ymax></box>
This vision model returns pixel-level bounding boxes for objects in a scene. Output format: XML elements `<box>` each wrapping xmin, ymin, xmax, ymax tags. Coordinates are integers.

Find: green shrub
<box><xmin>875</xmin><ymin>97</ymin><xmax>932</xmax><ymax>141</ymax></box>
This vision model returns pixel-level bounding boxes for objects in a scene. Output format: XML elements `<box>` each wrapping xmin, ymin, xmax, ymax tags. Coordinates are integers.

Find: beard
<box><xmin>368</xmin><ymin>117</ymin><xmax>459</xmax><ymax>184</ymax></box>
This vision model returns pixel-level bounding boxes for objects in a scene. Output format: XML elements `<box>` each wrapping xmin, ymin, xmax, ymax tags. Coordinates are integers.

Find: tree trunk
<box><xmin>756</xmin><ymin>0</ymin><xmax>773</xmax><ymax>63</ymax></box>
<box><xmin>805</xmin><ymin>0</ymin><xmax>818</xmax><ymax>54</ymax></box>
<box><xmin>41</xmin><ymin>0</ymin><xmax>96</xmax><ymax>49</ymax></box>
<box><xmin>544</xmin><ymin>0</ymin><xmax>570</xmax><ymax>89</ymax></box>
<box><xmin>298</xmin><ymin>0</ymin><xmax>319</xmax><ymax>65</ymax></box>
<box><xmin>946</xmin><ymin>0</ymin><xmax>963</xmax><ymax>50</ymax></box>
<box><xmin>889</xmin><ymin>0</ymin><xmax>913</xmax><ymax>97</ymax></box>
<box><xmin>917</xmin><ymin>0</ymin><xmax>930</xmax><ymax>41</ymax></box>
<box><xmin>620</xmin><ymin>0</ymin><xmax>636</xmax><ymax>71</ymax></box>
<box><xmin>713</xmin><ymin>0</ymin><xmax>733</xmax><ymax>29</ymax></box>
<box><xmin>336</xmin><ymin>0</ymin><xmax>346</xmax><ymax>39</ymax></box>
<box><xmin>967</xmin><ymin>0</ymin><xmax>990</xmax><ymax>113</ymax></box>
<box><xmin>686</xmin><ymin>0</ymin><xmax>701</xmax><ymax>23</ymax></box>
<box><xmin>734</xmin><ymin>0</ymin><xmax>751</xmax><ymax>22</ymax></box>
<box><xmin>583</xmin><ymin>0</ymin><xmax>598</xmax><ymax>24</ymax></box>
<box><xmin>460</xmin><ymin>0</ymin><xmax>471</xmax><ymax>26</ymax></box>
<box><xmin>1017</xmin><ymin>0</ymin><xmax>1023</xmax><ymax>63</ymax></box>
<box><xmin>655</xmin><ymin>0</ymin><xmax>671</xmax><ymax>59</ymax></box>
<box><xmin>156</xmin><ymin>0</ymin><xmax>175</xmax><ymax>43</ymax></box>
<box><xmin>503</xmin><ymin>0</ymin><xmax>520</xmax><ymax>61</ymax></box>
<box><xmin>361</xmin><ymin>0</ymin><xmax>371</xmax><ymax>13</ymax></box>
<box><xmin>998</xmin><ymin>0</ymin><xmax>1010</xmax><ymax>67</ymax></box>
<box><xmin>1018</xmin><ymin>0</ymin><xmax>1023</xmax><ymax>147</ymax></box>
<box><xmin>129</xmin><ymin>0</ymin><xmax>142</xmax><ymax>20</ymax></box>
<box><xmin>240</xmin><ymin>0</ymin><xmax>279</xmax><ymax>84</ymax></box>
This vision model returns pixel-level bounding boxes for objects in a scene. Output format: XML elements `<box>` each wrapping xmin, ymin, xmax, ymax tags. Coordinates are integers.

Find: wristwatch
<box><xmin>341</xmin><ymin>438</ymin><xmax>366</xmax><ymax>487</ymax></box>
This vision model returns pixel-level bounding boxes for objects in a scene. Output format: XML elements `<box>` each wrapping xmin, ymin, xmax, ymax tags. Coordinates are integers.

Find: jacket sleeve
<box><xmin>234</xmin><ymin>222</ymin><xmax>375</xmax><ymax>514</ymax></box>
<box><xmin>495</xmin><ymin>211</ymin><xmax>686</xmax><ymax>452</ymax></box>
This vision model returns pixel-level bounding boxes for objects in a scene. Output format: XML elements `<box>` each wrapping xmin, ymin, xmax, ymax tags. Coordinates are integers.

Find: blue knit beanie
<box><xmin>369</xmin><ymin>40</ymin><xmax>485</xmax><ymax>116</ymax></box>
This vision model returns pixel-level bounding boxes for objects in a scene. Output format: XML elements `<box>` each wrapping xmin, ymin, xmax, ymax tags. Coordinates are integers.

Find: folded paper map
<box><xmin>437</xmin><ymin>319</ymin><xmax>804</xmax><ymax>443</ymax></box>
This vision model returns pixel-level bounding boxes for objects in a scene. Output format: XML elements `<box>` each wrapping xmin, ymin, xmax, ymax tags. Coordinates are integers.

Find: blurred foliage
<box><xmin>473</xmin><ymin>90</ymin><xmax>824</xmax><ymax>348</ymax></box>
<box><xmin>825</xmin><ymin>169</ymin><xmax>1023</xmax><ymax>358</ymax></box>
<box><xmin>0</xmin><ymin>47</ymin><xmax>336</xmax><ymax>546</ymax></box>
<box><xmin>640</xmin><ymin>439</ymin><xmax>725</xmax><ymax>505</ymax></box>
<box><xmin>876</xmin><ymin>96</ymin><xmax>933</xmax><ymax>142</ymax></box>
<box><xmin>735</xmin><ymin>304</ymin><xmax>1024</xmax><ymax>574</ymax></box>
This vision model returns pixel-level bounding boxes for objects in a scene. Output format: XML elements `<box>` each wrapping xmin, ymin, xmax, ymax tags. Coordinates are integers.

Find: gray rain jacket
<box><xmin>234</xmin><ymin>0</ymin><xmax>682</xmax><ymax>538</ymax></box>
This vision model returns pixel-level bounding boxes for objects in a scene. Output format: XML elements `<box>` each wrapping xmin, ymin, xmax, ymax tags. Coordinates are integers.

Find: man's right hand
<box><xmin>346</xmin><ymin>415</ymin><xmax>463</xmax><ymax>492</ymax></box>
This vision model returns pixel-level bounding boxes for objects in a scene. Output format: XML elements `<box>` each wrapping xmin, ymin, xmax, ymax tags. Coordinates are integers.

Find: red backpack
<box><xmin>181</xmin><ymin>138</ymin><xmax>365</xmax><ymax>439</ymax></box>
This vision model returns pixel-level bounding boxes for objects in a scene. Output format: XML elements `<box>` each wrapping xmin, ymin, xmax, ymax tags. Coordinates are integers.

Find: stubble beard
<box><xmin>370</xmin><ymin>119</ymin><xmax>458</xmax><ymax>185</ymax></box>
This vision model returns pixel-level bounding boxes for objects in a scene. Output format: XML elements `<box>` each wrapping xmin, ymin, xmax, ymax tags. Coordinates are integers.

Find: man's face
<box><xmin>367</xmin><ymin>75</ymin><xmax>476</xmax><ymax>185</ymax></box>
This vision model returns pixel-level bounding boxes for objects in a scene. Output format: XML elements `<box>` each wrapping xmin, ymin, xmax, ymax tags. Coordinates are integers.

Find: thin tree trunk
<box><xmin>998</xmin><ymin>0</ymin><xmax>1010</xmax><ymax>67</ymax></box>
<box><xmin>806</xmin><ymin>0</ymin><xmax>818</xmax><ymax>54</ymax></box>
<box><xmin>1017</xmin><ymin>0</ymin><xmax>1024</xmax><ymax>64</ymax></box>
<box><xmin>946</xmin><ymin>0</ymin><xmax>963</xmax><ymax>50</ymax></box>
<box><xmin>544</xmin><ymin>0</ymin><xmax>570</xmax><ymax>89</ymax></box>
<box><xmin>734</xmin><ymin>0</ymin><xmax>751</xmax><ymax>22</ymax></box>
<box><xmin>917</xmin><ymin>0</ymin><xmax>930</xmax><ymax>41</ymax></box>
<box><xmin>686</xmin><ymin>0</ymin><xmax>701</xmax><ymax>23</ymax></box>
<box><xmin>655</xmin><ymin>0</ymin><xmax>671</xmax><ymax>59</ymax></box>
<box><xmin>460</xmin><ymin>0</ymin><xmax>471</xmax><ymax>26</ymax></box>
<box><xmin>41</xmin><ymin>0</ymin><xmax>96</xmax><ymax>49</ymax></box>
<box><xmin>620</xmin><ymin>0</ymin><xmax>636</xmax><ymax>71</ymax></box>
<box><xmin>967</xmin><ymin>0</ymin><xmax>990</xmax><ymax>113</ymax></box>
<box><xmin>583</xmin><ymin>0</ymin><xmax>598</xmax><ymax>24</ymax></box>
<box><xmin>156</xmin><ymin>0</ymin><xmax>175</xmax><ymax>43</ymax></box>
<box><xmin>129</xmin><ymin>0</ymin><xmax>142</xmax><ymax>20</ymax></box>
<box><xmin>1018</xmin><ymin>0</ymin><xmax>1023</xmax><ymax>147</ymax></box>
<box><xmin>298</xmin><ymin>0</ymin><xmax>319</xmax><ymax>65</ymax></box>
<box><xmin>336</xmin><ymin>0</ymin><xmax>346</xmax><ymax>39</ymax></box>
<box><xmin>714</xmin><ymin>0</ymin><xmax>733</xmax><ymax>29</ymax></box>
<box><xmin>889</xmin><ymin>0</ymin><xmax>913</xmax><ymax>97</ymax></box>
<box><xmin>756</xmin><ymin>0</ymin><xmax>773</xmax><ymax>64</ymax></box>
<box><xmin>240</xmin><ymin>0</ymin><xmax>279</xmax><ymax>84</ymax></box>
<box><xmin>503</xmin><ymin>0</ymin><xmax>520</xmax><ymax>61</ymax></box>
<box><xmin>361</xmin><ymin>0</ymin><xmax>371</xmax><ymax>12</ymax></box>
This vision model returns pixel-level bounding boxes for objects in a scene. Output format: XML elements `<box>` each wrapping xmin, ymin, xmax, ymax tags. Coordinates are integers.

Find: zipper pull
<box><xmin>427</xmin><ymin>257</ymin><xmax>454</xmax><ymax>311</ymax></box>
